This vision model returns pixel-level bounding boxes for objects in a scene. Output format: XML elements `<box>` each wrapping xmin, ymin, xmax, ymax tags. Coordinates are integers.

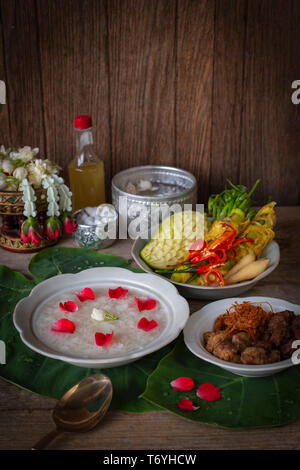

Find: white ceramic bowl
<box><xmin>184</xmin><ymin>296</ymin><xmax>300</xmax><ymax>377</ymax></box>
<box><xmin>13</xmin><ymin>267</ymin><xmax>189</xmax><ymax>368</ymax></box>
<box><xmin>132</xmin><ymin>239</ymin><xmax>280</xmax><ymax>300</ymax></box>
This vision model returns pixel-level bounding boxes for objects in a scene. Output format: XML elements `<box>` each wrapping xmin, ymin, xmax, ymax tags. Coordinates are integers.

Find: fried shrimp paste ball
<box><xmin>204</xmin><ymin>331</ymin><xmax>227</xmax><ymax>353</ymax></box>
<box><xmin>241</xmin><ymin>347</ymin><xmax>268</xmax><ymax>365</ymax></box>
<box><xmin>213</xmin><ymin>340</ymin><xmax>240</xmax><ymax>363</ymax></box>
<box><xmin>241</xmin><ymin>346</ymin><xmax>281</xmax><ymax>365</ymax></box>
<box><xmin>232</xmin><ymin>332</ymin><xmax>252</xmax><ymax>352</ymax></box>
<box><xmin>267</xmin><ymin>314</ymin><xmax>290</xmax><ymax>347</ymax></box>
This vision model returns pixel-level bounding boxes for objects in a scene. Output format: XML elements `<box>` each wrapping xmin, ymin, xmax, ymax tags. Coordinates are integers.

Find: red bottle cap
<box><xmin>74</xmin><ymin>115</ymin><xmax>92</xmax><ymax>129</ymax></box>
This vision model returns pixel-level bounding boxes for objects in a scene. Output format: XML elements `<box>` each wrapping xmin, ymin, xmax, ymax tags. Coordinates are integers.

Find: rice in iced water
<box><xmin>33</xmin><ymin>288</ymin><xmax>165</xmax><ymax>358</ymax></box>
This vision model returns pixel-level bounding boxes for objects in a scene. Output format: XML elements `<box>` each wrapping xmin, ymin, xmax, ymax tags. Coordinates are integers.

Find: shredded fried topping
<box><xmin>217</xmin><ymin>301</ymin><xmax>274</xmax><ymax>340</ymax></box>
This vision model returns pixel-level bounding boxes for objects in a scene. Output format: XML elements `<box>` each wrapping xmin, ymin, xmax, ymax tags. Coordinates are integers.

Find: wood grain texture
<box><xmin>35</xmin><ymin>0</ymin><xmax>111</xmax><ymax>190</ymax></box>
<box><xmin>0</xmin><ymin>206</ymin><xmax>300</xmax><ymax>450</ymax></box>
<box><xmin>107</xmin><ymin>0</ymin><xmax>176</xmax><ymax>175</ymax></box>
<box><xmin>0</xmin><ymin>0</ymin><xmax>299</xmax><ymax>204</ymax></box>
<box><xmin>0</xmin><ymin>0</ymin><xmax>45</xmax><ymax>154</ymax></box>
<box><xmin>211</xmin><ymin>0</ymin><xmax>247</xmax><ymax>194</ymax></box>
<box><xmin>176</xmin><ymin>0</ymin><xmax>215</xmax><ymax>202</ymax></box>
<box><xmin>240</xmin><ymin>0</ymin><xmax>300</xmax><ymax>205</ymax></box>
<box><xmin>0</xmin><ymin>4</ymin><xmax>11</xmax><ymax>145</ymax></box>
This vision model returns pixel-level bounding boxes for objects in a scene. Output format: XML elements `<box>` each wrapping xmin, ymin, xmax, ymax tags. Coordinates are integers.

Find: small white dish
<box><xmin>132</xmin><ymin>239</ymin><xmax>280</xmax><ymax>300</ymax></box>
<box><xmin>14</xmin><ymin>267</ymin><xmax>189</xmax><ymax>368</ymax></box>
<box><xmin>184</xmin><ymin>296</ymin><xmax>300</xmax><ymax>377</ymax></box>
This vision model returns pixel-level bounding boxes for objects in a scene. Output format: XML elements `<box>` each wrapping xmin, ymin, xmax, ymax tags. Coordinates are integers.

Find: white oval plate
<box><xmin>132</xmin><ymin>239</ymin><xmax>280</xmax><ymax>300</ymax></box>
<box><xmin>14</xmin><ymin>267</ymin><xmax>189</xmax><ymax>368</ymax></box>
<box><xmin>184</xmin><ymin>296</ymin><xmax>300</xmax><ymax>377</ymax></box>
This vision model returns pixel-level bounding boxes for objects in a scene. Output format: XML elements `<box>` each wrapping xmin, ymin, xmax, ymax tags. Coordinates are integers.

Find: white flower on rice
<box><xmin>13</xmin><ymin>166</ymin><xmax>28</xmax><ymax>181</ymax></box>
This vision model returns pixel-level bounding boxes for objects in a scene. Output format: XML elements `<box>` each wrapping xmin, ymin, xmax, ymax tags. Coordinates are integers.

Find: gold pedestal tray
<box><xmin>0</xmin><ymin>188</ymin><xmax>48</xmax><ymax>215</ymax></box>
<box><xmin>0</xmin><ymin>188</ymin><xmax>59</xmax><ymax>253</ymax></box>
<box><xmin>0</xmin><ymin>229</ymin><xmax>57</xmax><ymax>253</ymax></box>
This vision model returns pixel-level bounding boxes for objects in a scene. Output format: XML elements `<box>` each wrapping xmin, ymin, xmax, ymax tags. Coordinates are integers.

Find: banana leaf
<box><xmin>142</xmin><ymin>340</ymin><xmax>300</xmax><ymax>428</ymax></box>
<box><xmin>0</xmin><ymin>247</ymin><xmax>174</xmax><ymax>412</ymax></box>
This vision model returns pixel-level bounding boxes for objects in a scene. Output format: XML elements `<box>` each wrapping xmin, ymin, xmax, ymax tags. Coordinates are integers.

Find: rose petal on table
<box><xmin>59</xmin><ymin>301</ymin><xmax>78</xmax><ymax>313</ymax></box>
<box><xmin>137</xmin><ymin>317</ymin><xmax>158</xmax><ymax>331</ymax></box>
<box><xmin>135</xmin><ymin>296</ymin><xmax>157</xmax><ymax>312</ymax></box>
<box><xmin>95</xmin><ymin>331</ymin><xmax>114</xmax><ymax>347</ymax></box>
<box><xmin>196</xmin><ymin>382</ymin><xmax>221</xmax><ymax>402</ymax></box>
<box><xmin>170</xmin><ymin>377</ymin><xmax>195</xmax><ymax>392</ymax></box>
<box><xmin>177</xmin><ymin>399</ymin><xmax>199</xmax><ymax>411</ymax></box>
<box><xmin>76</xmin><ymin>287</ymin><xmax>95</xmax><ymax>302</ymax></box>
<box><xmin>51</xmin><ymin>318</ymin><xmax>76</xmax><ymax>333</ymax></box>
<box><xmin>108</xmin><ymin>286</ymin><xmax>128</xmax><ymax>299</ymax></box>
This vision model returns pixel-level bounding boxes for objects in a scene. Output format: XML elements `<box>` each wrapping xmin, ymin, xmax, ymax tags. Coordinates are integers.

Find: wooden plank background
<box><xmin>0</xmin><ymin>0</ymin><xmax>299</xmax><ymax>205</ymax></box>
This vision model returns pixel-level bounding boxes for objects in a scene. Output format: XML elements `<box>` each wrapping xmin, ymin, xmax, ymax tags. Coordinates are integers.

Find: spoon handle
<box><xmin>32</xmin><ymin>428</ymin><xmax>62</xmax><ymax>450</ymax></box>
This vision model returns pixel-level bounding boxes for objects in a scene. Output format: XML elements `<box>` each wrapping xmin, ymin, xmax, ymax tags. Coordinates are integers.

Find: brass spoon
<box><xmin>32</xmin><ymin>374</ymin><xmax>113</xmax><ymax>450</ymax></box>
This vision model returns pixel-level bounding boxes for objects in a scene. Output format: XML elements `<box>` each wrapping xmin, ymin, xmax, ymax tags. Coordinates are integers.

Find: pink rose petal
<box><xmin>135</xmin><ymin>296</ymin><xmax>157</xmax><ymax>312</ymax></box>
<box><xmin>108</xmin><ymin>286</ymin><xmax>128</xmax><ymax>299</ymax></box>
<box><xmin>177</xmin><ymin>399</ymin><xmax>199</xmax><ymax>411</ymax></box>
<box><xmin>51</xmin><ymin>318</ymin><xmax>76</xmax><ymax>334</ymax></box>
<box><xmin>137</xmin><ymin>317</ymin><xmax>158</xmax><ymax>332</ymax></box>
<box><xmin>95</xmin><ymin>331</ymin><xmax>114</xmax><ymax>347</ymax></box>
<box><xmin>170</xmin><ymin>377</ymin><xmax>195</xmax><ymax>392</ymax></box>
<box><xmin>196</xmin><ymin>382</ymin><xmax>221</xmax><ymax>402</ymax></box>
<box><xmin>189</xmin><ymin>238</ymin><xmax>206</xmax><ymax>251</ymax></box>
<box><xmin>59</xmin><ymin>301</ymin><xmax>78</xmax><ymax>313</ymax></box>
<box><xmin>76</xmin><ymin>287</ymin><xmax>95</xmax><ymax>302</ymax></box>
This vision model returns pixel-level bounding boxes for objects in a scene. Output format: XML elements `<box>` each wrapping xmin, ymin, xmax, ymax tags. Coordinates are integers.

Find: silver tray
<box><xmin>112</xmin><ymin>165</ymin><xmax>197</xmax><ymax>232</ymax></box>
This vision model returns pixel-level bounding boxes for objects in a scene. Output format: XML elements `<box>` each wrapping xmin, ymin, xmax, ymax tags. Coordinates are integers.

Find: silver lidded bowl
<box><xmin>111</xmin><ymin>166</ymin><xmax>197</xmax><ymax>234</ymax></box>
<box><xmin>73</xmin><ymin>204</ymin><xmax>118</xmax><ymax>250</ymax></box>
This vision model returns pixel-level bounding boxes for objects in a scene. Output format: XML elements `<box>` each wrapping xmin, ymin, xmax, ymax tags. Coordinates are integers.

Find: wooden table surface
<box><xmin>0</xmin><ymin>206</ymin><xmax>299</xmax><ymax>450</ymax></box>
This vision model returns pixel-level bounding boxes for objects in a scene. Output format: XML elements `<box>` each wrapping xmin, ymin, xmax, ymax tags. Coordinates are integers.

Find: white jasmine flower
<box><xmin>6</xmin><ymin>182</ymin><xmax>18</xmax><ymax>191</ymax></box>
<box><xmin>91</xmin><ymin>308</ymin><xmax>105</xmax><ymax>322</ymax></box>
<box><xmin>42</xmin><ymin>175</ymin><xmax>60</xmax><ymax>216</ymax></box>
<box><xmin>0</xmin><ymin>173</ymin><xmax>7</xmax><ymax>190</ymax></box>
<box><xmin>0</xmin><ymin>145</ymin><xmax>8</xmax><ymax>157</ymax></box>
<box><xmin>13</xmin><ymin>166</ymin><xmax>28</xmax><ymax>181</ymax></box>
<box><xmin>28</xmin><ymin>159</ymin><xmax>48</xmax><ymax>188</ymax></box>
<box><xmin>45</xmin><ymin>159</ymin><xmax>60</xmax><ymax>175</ymax></box>
<box><xmin>138</xmin><ymin>179</ymin><xmax>152</xmax><ymax>192</ymax></box>
<box><xmin>20</xmin><ymin>178</ymin><xmax>37</xmax><ymax>217</ymax></box>
<box><xmin>91</xmin><ymin>308</ymin><xmax>118</xmax><ymax>322</ymax></box>
<box><xmin>2</xmin><ymin>159</ymin><xmax>14</xmax><ymax>175</ymax></box>
<box><xmin>10</xmin><ymin>146</ymin><xmax>39</xmax><ymax>163</ymax></box>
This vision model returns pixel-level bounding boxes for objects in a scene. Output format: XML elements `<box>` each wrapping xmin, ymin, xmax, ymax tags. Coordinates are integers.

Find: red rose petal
<box><xmin>196</xmin><ymin>382</ymin><xmax>221</xmax><ymax>402</ymax></box>
<box><xmin>137</xmin><ymin>317</ymin><xmax>158</xmax><ymax>332</ymax></box>
<box><xmin>76</xmin><ymin>287</ymin><xmax>95</xmax><ymax>302</ymax></box>
<box><xmin>51</xmin><ymin>318</ymin><xmax>76</xmax><ymax>333</ymax></box>
<box><xmin>95</xmin><ymin>331</ymin><xmax>114</xmax><ymax>347</ymax></box>
<box><xmin>59</xmin><ymin>301</ymin><xmax>78</xmax><ymax>313</ymax></box>
<box><xmin>135</xmin><ymin>296</ymin><xmax>157</xmax><ymax>312</ymax></box>
<box><xmin>170</xmin><ymin>377</ymin><xmax>195</xmax><ymax>392</ymax></box>
<box><xmin>108</xmin><ymin>286</ymin><xmax>128</xmax><ymax>299</ymax></box>
<box><xmin>177</xmin><ymin>399</ymin><xmax>199</xmax><ymax>411</ymax></box>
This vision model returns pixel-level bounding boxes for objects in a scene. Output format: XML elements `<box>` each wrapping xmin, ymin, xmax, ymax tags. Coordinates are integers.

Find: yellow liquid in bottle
<box><xmin>68</xmin><ymin>160</ymin><xmax>106</xmax><ymax>212</ymax></box>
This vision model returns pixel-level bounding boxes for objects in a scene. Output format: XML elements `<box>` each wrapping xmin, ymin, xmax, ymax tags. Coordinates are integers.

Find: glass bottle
<box><xmin>68</xmin><ymin>115</ymin><xmax>106</xmax><ymax>212</ymax></box>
